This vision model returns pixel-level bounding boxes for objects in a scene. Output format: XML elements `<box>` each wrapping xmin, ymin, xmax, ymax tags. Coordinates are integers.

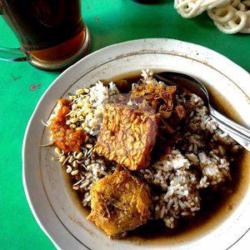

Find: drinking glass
<box><xmin>0</xmin><ymin>0</ymin><xmax>90</xmax><ymax>70</ymax></box>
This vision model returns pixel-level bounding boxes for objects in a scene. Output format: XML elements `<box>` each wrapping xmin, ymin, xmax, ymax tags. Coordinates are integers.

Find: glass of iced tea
<box><xmin>0</xmin><ymin>0</ymin><xmax>90</xmax><ymax>70</ymax></box>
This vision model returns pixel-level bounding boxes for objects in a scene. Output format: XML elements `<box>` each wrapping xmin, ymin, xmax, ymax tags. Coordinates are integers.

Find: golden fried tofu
<box><xmin>94</xmin><ymin>103</ymin><xmax>158</xmax><ymax>170</ymax></box>
<box><xmin>88</xmin><ymin>170</ymin><xmax>151</xmax><ymax>237</ymax></box>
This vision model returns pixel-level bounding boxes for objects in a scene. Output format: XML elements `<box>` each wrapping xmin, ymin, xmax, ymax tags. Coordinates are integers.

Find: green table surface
<box><xmin>0</xmin><ymin>0</ymin><xmax>250</xmax><ymax>249</ymax></box>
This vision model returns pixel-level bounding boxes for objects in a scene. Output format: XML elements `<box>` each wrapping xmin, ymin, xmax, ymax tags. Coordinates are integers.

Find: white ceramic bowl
<box><xmin>23</xmin><ymin>39</ymin><xmax>250</xmax><ymax>250</ymax></box>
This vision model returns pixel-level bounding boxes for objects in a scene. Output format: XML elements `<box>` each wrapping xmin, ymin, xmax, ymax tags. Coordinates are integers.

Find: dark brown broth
<box><xmin>64</xmin><ymin>72</ymin><xmax>250</xmax><ymax>245</ymax></box>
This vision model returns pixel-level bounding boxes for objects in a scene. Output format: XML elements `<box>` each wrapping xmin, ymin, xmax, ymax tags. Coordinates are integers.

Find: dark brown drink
<box><xmin>0</xmin><ymin>0</ymin><xmax>90</xmax><ymax>69</ymax></box>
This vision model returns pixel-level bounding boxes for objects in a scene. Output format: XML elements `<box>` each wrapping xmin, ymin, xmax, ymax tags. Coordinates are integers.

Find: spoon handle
<box><xmin>210</xmin><ymin>108</ymin><xmax>250</xmax><ymax>151</ymax></box>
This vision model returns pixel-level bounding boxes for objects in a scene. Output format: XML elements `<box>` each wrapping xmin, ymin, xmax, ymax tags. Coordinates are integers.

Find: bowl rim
<box><xmin>22</xmin><ymin>38</ymin><xmax>250</xmax><ymax>250</ymax></box>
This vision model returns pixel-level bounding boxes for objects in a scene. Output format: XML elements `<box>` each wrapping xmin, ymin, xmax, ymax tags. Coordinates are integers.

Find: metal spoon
<box><xmin>155</xmin><ymin>72</ymin><xmax>250</xmax><ymax>151</ymax></box>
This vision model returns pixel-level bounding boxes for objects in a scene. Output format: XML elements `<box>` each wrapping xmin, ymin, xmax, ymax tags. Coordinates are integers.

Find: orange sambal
<box><xmin>48</xmin><ymin>99</ymin><xmax>86</xmax><ymax>152</ymax></box>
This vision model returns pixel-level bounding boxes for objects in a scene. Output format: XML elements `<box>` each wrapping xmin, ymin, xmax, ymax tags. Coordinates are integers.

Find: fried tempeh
<box><xmin>94</xmin><ymin>103</ymin><xmax>158</xmax><ymax>170</ymax></box>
